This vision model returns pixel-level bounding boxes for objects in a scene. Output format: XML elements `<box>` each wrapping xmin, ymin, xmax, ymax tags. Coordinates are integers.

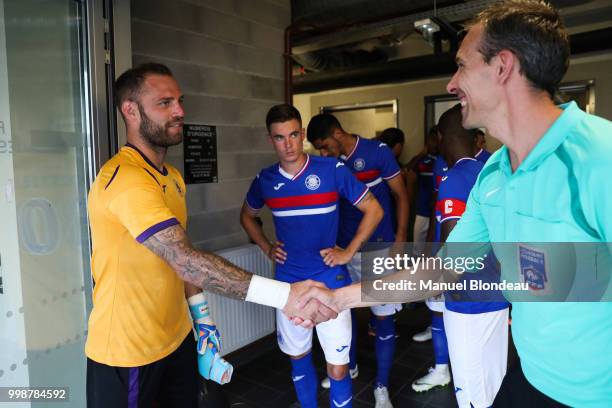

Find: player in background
<box><xmin>307</xmin><ymin>114</ymin><xmax>409</xmax><ymax>408</ymax></box>
<box><xmin>240</xmin><ymin>104</ymin><xmax>383</xmax><ymax>408</ymax></box>
<box><xmin>436</xmin><ymin>104</ymin><xmax>509</xmax><ymax>407</ymax></box>
<box><xmin>404</xmin><ymin>126</ymin><xmax>439</xmax><ymax>261</ymax></box>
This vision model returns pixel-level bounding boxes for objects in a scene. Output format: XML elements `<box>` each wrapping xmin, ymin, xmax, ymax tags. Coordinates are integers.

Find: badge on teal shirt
<box><xmin>519</xmin><ymin>245</ymin><xmax>549</xmax><ymax>293</ymax></box>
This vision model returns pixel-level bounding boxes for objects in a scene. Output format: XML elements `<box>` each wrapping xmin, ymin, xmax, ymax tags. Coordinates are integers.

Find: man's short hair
<box><xmin>265</xmin><ymin>104</ymin><xmax>302</xmax><ymax>132</ymax></box>
<box><xmin>378</xmin><ymin>128</ymin><xmax>405</xmax><ymax>149</ymax></box>
<box><xmin>306</xmin><ymin>114</ymin><xmax>343</xmax><ymax>144</ymax></box>
<box><xmin>114</xmin><ymin>63</ymin><xmax>173</xmax><ymax>109</ymax></box>
<box><xmin>438</xmin><ymin>104</ymin><xmax>477</xmax><ymax>146</ymax></box>
<box><xmin>473</xmin><ymin>0</ymin><xmax>569</xmax><ymax>98</ymax></box>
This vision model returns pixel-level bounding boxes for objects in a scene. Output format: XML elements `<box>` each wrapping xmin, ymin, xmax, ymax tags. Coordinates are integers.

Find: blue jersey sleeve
<box><xmin>433</xmin><ymin>155</ymin><xmax>447</xmax><ymax>192</ymax></box>
<box><xmin>245</xmin><ymin>173</ymin><xmax>265</xmax><ymax>211</ymax></box>
<box><xmin>377</xmin><ymin>142</ymin><xmax>401</xmax><ymax>180</ymax></box>
<box><xmin>335</xmin><ymin>161</ymin><xmax>369</xmax><ymax>205</ymax></box>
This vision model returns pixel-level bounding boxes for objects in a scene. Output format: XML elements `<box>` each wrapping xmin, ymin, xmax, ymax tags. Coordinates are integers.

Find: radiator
<box><xmin>205</xmin><ymin>244</ymin><xmax>276</xmax><ymax>356</ymax></box>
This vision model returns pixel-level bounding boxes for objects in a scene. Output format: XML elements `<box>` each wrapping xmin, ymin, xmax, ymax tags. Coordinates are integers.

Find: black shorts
<box><xmin>493</xmin><ymin>361</ymin><xmax>569</xmax><ymax>408</ymax></box>
<box><xmin>87</xmin><ymin>333</ymin><xmax>199</xmax><ymax>408</ymax></box>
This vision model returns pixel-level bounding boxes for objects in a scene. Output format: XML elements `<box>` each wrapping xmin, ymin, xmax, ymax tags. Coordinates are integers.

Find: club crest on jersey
<box><xmin>519</xmin><ymin>245</ymin><xmax>549</xmax><ymax>292</ymax></box>
<box><xmin>305</xmin><ymin>174</ymin><xmax>321</xmax><ymax>190</ymax></box>
<box><xmin>354</xmin><ymin>158</ymin><xmax>366</xmax><ymax>171</ymax></box>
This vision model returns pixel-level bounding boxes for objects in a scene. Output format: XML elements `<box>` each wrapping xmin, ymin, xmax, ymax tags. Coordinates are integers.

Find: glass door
<box><xmin>0</xmin><ymin>1</ymin><xmax>96</xmax><ymax>406</ymax></box>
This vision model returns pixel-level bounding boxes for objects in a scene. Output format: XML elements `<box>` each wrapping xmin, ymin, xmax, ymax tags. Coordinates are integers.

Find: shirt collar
<box><xmin>455</xmin><ymin>157</ymin><xmax>477</xmax><ymax>166</ymax></box>
<box><xmin>278</xmin><ymin>154</ymin><xmax>310</xmax><ymax>181</ymax></box>
<box><xmin>498</xmin><ymin>101</ymin><xmax>584</xmax><ymax>174</ymax></box>
<box><xmin>341</xmin><ymin>135</ymin><xmax>360</xmax><ymax>160</ymax></box>
<box><xmin>124</xmin><ymin>143</ymin><xmax>168</xmax><ymax>176</ymax></box>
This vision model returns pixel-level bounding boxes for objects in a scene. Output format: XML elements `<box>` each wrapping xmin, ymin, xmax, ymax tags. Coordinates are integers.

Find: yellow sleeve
<box><xmin>108</xmin><ymin>184</ymin><xmax>179</xmax><ymax>243</ymax></box>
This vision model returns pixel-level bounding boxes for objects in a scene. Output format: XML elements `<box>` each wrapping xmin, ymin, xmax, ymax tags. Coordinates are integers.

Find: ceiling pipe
<box><xmin>284</xmin><ymin>4</ymin><xmax>442</xmax><ymax>103</ymax></box>
<box><xmin>570</xmin><ymin>27</ymin><xmax>612</xmax><ymax>55</ymax></box>
<box><xmin>293</xmin><ymin>27</ymin><xmax>612</xmax><ymax>94</ymax></box>
<box><xmin>291</xmin><ymin>0</ymin><xmax>498</xmax><ymax>54</ymax></box>
<box><xmin>293</xmin><ymin>52</ymin><xmax>457</xmax><ymax>94</ymax></box>
<box><xmin>431</xmin><ymin>16</ymin><xmax>460</xmax><ymax>53</ymax></box>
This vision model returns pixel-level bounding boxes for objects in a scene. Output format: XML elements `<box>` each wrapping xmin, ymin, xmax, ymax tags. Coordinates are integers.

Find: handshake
<box><xmin>282</xmin><ymin>279</ymin><xmax>348</xmax><ymax>328</ymax></box>
<box><xmin>267</xmin><ymin>242</ymin><xmax>354</xmax><ymax>327</ymax></box>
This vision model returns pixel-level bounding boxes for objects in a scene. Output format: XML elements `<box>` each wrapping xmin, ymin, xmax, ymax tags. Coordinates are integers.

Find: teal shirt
<box><xmin>447</xmin><ymin>102</ymin><xmax>612</xmax><ymax>407</ymax></box>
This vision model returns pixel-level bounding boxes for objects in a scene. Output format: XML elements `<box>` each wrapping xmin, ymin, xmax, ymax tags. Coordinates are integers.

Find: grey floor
<box><xmin>214</xmin><ymin>303</ymin><xmax>515</xmax><ymax>407</ymax></box>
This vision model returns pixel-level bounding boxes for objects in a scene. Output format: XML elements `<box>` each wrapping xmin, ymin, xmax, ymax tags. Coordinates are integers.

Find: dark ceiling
<box><xmin>291</xmin><ymin>0</ymin><xmax>463</xmax><ymax>42</ymax></box>
<box><xmin>288</xmin><ymin>0</ymin><xmax>612</xmax><ymax>93</ymax></box>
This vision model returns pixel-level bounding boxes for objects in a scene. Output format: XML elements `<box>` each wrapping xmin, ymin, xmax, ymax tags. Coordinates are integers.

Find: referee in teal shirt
<box><xmin>442</xmin><ymin>2</ymin><xmax>612</xmax><ymax>405</ymax></box>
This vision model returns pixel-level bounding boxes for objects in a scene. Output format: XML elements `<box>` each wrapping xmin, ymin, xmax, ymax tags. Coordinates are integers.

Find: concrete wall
<box><xmin>131</xmin><ymin>0</ymin><xmax>290</xmax><ymax>250</ymax></box>
<box><xmin>330</xmin><ymin>106</ymin><xmax>396</xmax><ymax>139</ymax></box>
<box><xmin>295</xmin><ymin>52</ymin><xmax>612</xmax><ymax>164</ymax></box>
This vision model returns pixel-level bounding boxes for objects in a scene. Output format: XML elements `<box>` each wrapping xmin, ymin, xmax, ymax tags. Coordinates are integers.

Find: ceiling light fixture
<box><xmin>414</xmin><ymin>18</ymin><xmax>440</xmax><ymax>43</ymax></box>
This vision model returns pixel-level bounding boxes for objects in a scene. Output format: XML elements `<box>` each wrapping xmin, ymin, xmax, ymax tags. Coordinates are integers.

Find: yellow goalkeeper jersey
<box><xmin>86</xmin><ymin>144</ymin><xmax>192</xmax><ymax>367</ymax></box>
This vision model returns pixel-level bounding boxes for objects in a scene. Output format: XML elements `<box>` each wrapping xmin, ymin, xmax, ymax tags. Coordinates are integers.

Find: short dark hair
<box><xmin>114</xmin><ymin>63</ymin><xmax>173</xmax><ymax>109</ymax></box>
<box><xmin>306</xmin><ymin>113</ymin><xmax>343</xmax><ymax>144</ymax></box>
<box><xmin>438</xmin><ymin>104</ymin><xmax>477</xmax><ymax>147</ymax></box>
<box><xmin>473</xmin><ymin>0</ymin><xmax>569</xmax><ymax>98</ymax></box>
<box><xmin>378</xmin><ymin>128</ymin><xmax>405</xmax><ymax>149</ymax></box>
<box><xmin>265</xmin><ymin>104</ymin><xmax>302</xmax><ymax>132</ymax></box>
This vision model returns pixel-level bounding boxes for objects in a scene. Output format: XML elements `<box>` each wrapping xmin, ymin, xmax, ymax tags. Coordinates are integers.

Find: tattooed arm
<box><xmin>142</xmin><ymin>224</ymin><xmax>338</xmax><ymax>325</ymax></box>
<box><xmin>143</xmin><ymin>224</ymin><xmax>252</xmax><ymax>299</ymax></box>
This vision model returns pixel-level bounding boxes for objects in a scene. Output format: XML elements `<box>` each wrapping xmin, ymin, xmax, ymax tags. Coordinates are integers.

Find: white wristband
<box><xmin>245</xmin><ymin>275</ymin><xmax>290</xmax><ymax>309</ymax></box>
<box><xmin>187</xmin><ymin>292</ymin><xmax>214</xmax><ymax>325</ymax></box>
<box><xmin>187</xmin><ymin>292</ymin><xmax>207</xmax><ymax>306</ymax></box>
